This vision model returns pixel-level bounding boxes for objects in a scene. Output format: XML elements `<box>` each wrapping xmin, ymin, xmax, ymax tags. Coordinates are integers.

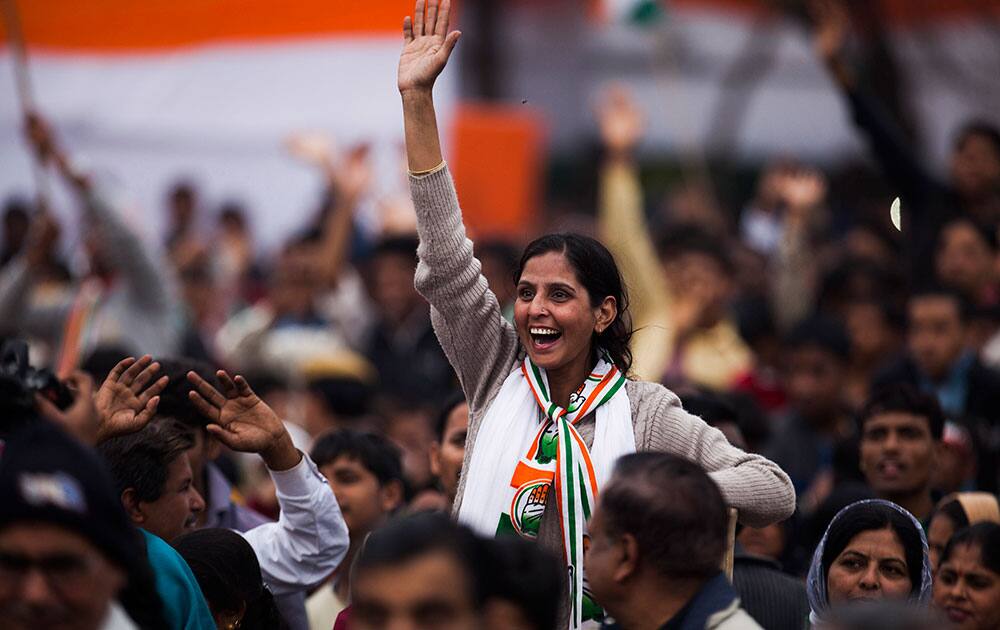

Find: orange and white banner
<box><xmin>0</xmin><ymin>0</ymin><xmax>455</xmax><ymax>249</ymax></box>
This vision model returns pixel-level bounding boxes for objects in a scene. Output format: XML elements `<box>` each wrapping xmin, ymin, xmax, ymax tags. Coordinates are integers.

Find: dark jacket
<box><xmin>732</xmin><ymin>547</ymin><xmax>810</xmax><ymax>630</ymax></box>
<box><xmin>602</xmin><ymin>573</ymin><xmax>761</xmax><ymax>630</ymax></box>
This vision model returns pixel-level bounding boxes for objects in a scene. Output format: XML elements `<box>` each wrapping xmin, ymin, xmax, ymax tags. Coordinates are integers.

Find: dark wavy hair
<box><xmin>173</xmin><ymin>528</ymin><xmax>286</xmax><ymax>630</ymax></box>
<box><xmin>514</xmin><ymin>233</ymin><xmax>633</xmax><ymax>374</ymax></box>
<box><xmin>943</xmin><ymin>522</ymin><xmax>1000</xmax><ymax>576</ymax></box>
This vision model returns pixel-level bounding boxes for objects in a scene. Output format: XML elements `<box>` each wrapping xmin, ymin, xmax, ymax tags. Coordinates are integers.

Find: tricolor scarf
<box><xmin>458</xmin><ymin>352</ymin><xmax>634</xmax><ymax>629</ymax></box>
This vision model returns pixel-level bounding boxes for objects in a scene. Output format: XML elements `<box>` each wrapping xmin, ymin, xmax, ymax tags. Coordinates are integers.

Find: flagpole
<box><xmin>1</xmin><ymin>0</ymin><xmax>52</xmax><ymax>210</ymax></box>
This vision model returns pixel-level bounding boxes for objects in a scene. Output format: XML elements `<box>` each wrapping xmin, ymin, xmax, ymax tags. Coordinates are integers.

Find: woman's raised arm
<box><xmin>398</xmin><ymin>0</ymin><xmax>461</xmax><ymax>172</ymax></box>
<box><xmin>397</xmin><ymin>0</ymin><xmax>519</xmax><ymax>413</ymax></box>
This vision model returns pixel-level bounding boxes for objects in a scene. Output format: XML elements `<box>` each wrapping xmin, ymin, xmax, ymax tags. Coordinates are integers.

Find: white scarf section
<box><xmin>458</xmin><ymin>353</ymin><xmax>634</xmax><ymax>629</ymax></box>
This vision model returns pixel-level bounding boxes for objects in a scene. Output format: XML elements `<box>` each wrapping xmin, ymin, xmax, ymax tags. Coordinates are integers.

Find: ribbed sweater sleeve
<box><xmin>631</xmin><ymin>381</ymin><xmax>796</xmax><ymax>527</ymax></box>
<box><xmin>409</xmin><ymin>166</ymin><xmax>520</xmax><ymax>414</ymax></box>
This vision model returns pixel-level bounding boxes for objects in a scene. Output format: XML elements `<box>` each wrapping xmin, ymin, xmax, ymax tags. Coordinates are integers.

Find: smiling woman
<box><xmin>396</xmin><ymin>0</ymin><xmax>795</xmax><ymax>627</ymax></box>
<box><xmin>933</xmin><ymin>523</ymin><xmax>1000</xmax><ymax>630</ymax></box>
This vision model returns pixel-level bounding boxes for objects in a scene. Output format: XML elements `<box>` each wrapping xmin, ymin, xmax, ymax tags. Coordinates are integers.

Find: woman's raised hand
<box><xmin>398</xmin><ymin>0</ymin><xmax>461</xmax><ymax>95</ymax></box>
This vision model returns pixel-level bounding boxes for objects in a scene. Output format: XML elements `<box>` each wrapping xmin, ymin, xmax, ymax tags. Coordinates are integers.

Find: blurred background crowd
<box><xmin>2</xmin><ymin>0</ymin><xmax>1000</xmax><ymax>629</ymax></box>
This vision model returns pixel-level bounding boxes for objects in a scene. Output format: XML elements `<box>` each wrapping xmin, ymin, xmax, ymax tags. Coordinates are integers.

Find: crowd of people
<box><xmin>1</xmin><ymin>0</ymin><xmax>1000</xmax><ymax>628</ymax></box>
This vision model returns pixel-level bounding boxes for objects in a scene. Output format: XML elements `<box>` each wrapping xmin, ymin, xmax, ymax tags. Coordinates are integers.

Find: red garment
<box><xmin>333</xmin><ymin>605</ymin><xmax>352</xmax><ymax>630</ymax></box>
<box><xmin>734</xmin><ymin>369</ymin><xmax>787</xmax><ymax>412</ymax></box>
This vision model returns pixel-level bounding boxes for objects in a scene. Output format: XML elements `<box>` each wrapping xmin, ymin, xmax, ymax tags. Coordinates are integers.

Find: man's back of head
<box><xmin>585</xmin><ymin>453</ymin><xmax>731</xmax><ymax>628</ymax></box>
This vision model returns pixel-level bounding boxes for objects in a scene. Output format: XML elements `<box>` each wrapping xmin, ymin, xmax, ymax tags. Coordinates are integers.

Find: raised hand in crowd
<box><xmin>398</xmin><ymin>0</ymin><xmax>461</xmax><ymax>96</ymax></box>
<box><xmin>597</xmin><ymin>85</ymin><xmax>645</xmax><ymax>161</ymax></box>
<box><xmin>775</xmin><ymin>167</ymin><xmax>828</xmax><ymax>232</ymax></box>
<box><xmin>398</xmin><ymin>0</ymin><xmax>461</xmax><ymax>172</ymax></box>
<box><xmin>809</xmin><ymin>0</ymin><xmax>854</xmax><ymax>87</ymax></box>
<box><xmin>94</xmin><ymin>355</ymin><xmax>169</xmax><ymax>443</ymax></box>
<box><xmin>24</xmin><ymin>110</ymin><xmax>90</xmax><ymax>192</ymax></box>
<box><xmin>288</xmin><ymin>133</ymin><xmax>373</xmax><ymax>207</ymax></box>
<box><xmin>187</xmin><ymin>369</ymin><xmax>301</xmax><ymax>471</ymax></box>
<box><xmin>288</xmin><ymin>132</ymin><xmax>373</xmax><ymax>284</ymax></box>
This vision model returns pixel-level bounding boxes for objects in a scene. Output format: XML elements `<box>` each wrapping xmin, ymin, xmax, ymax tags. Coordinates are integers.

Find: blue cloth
<box><xmin>919</xmin><ymin>350</ymin><xmax>974</xmax><ymax>418</ymax></box>
<box><xmin>141</xmin><ymin>529</ymin><xmax>216</xmax><ymax>630</ymax></box>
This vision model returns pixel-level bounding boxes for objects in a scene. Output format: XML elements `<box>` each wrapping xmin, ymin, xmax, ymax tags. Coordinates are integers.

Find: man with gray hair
<box><xmin>585</xmin><ymin>453</ymin><xmax>760</xmax><ymax>630</ymax></box>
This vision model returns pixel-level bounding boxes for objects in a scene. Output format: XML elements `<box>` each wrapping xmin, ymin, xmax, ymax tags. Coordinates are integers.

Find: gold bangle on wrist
<box><xmin>408</xmin><ymin>160</ymin><xmax>446</xmax><ymax>177</ymax></box>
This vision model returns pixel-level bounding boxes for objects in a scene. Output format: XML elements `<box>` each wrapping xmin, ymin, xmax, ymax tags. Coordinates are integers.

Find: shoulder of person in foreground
<box><xmin>141</xmin><ymin>529</ymin><xmax>216</xmax><ymax>630</ymax></box>
<box><xmin>627</xmin><ymin>380</ymin><xmax>796</xmax><ymax>527</ymax></box>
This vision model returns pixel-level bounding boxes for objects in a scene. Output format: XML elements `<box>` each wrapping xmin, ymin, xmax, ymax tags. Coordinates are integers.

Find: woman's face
<box><xmin>928</xmin><ymin>514</ymin><xmax>958</xmax><ymax>574</ymax></box>
<box><xmin>827</xmin><ymin>527</ymin><xmax>913</xmax><ymax>606</ymax></box>
<box><xmin>514</xmin><ymin>252</ymin><xmax>615</xmax><ymax>373</ymax></box>
<box><xmin>934</xmin><ymin>543</ymin><xmax>1000</xmax><ymax>630</ymax></box>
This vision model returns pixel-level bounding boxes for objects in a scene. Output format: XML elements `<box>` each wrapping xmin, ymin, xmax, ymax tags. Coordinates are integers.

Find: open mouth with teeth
<box><xmin>877</xmin><ymin>459</ymin><xmax>906</xmax><ymax>479</ymax></box>
<box><xmin>529</xmin><ymin>327</ymin><xmax>563</xmax><ymax>350</ymax></box>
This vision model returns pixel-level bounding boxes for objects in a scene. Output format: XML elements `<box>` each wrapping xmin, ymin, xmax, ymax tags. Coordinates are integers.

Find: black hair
<box><xmin>941</xmin><ymin>522</ymin><xmax>1000</xmax><ymax>576</ymax></box>
<box><xmin>98</xmin><ymin>418</ymin><xmax>195</xmax><ymax>502</ymax></box>
<box><xmin>354</xmin><ymin>512</ymin><xmax>489</xmax><ymax>608</ymax></box>
<box><xmin>481</xmin><ymin>535</ymin><xmax>563</xmax><ymax>630</ymax></box>
<box><xmin>310</xmin><ymin>429</ymin><xmax>403</xmax><ymax>486</ymax></box>
<box><xmin>656</xmin><ymin>223</ymin><xmax>734</xmax><ymax>274</ymax></box>
<box><xmin>477</xmin><ymin>239</ymin><xmax>519</xmax><ymax>273</ymax></box>
<box><xmin>2</xmin><ymin>196</ymin><xmax>31</xmax><ymax>222</ymax></box>
<box><xmin>734</xmin><ymin>296</ymin><xmax>777</xmax><ymax>346</ymax></box>
<box><xmin>307</xmin><ymin>377</ymin><xmax>372</xmax><ymax>420</ymax></box>
<box><xmin>954</xmin><ymin>120</ymin><xmax>1000</xmax><ymax>162</ymax></box>
<box><xmin>601</xmin><ymin>453</ymin><xmax>727</xmax><ymax>580</ymax></box>
<box><xmin>681</xmin><ymin>390</ymin><xmax>739</xmax><ymax>427</ymax></box>
<box><xmin>821</xmin><ymin>502</ymin><xmax>925</xmax><ymax>598</ymax></box>
<box><xmin>155</xmin><ymin>358</ymin><xmax>221</xmax><ymax>430</ymax></box>
<box><xmin>217</xmin><ymin>201</ymin><xmax>247</xmax><ymax>224</ymax></box>
<box><xmin>239</xmin><ymin>370</ymin><xmax>288</xmax><ymax>399</ymax></box>
<box><xmin>372</xmin><ymin>235</ymin><xmax>420</xmax><ymax>265</ymax></box>
<box><xmin>168</xmin><ymin>180</ymin><xmax>197</xmax><ymax>203</ymax></box>
<box><xmin>80</xmin><ymin>344</ymin><xmax>133</xmax><ymax>383</ymax></box>
<box><xmin>434</xmin><ymin>391</ymin><xmax>468</xmax><ymax>442</ymax></box>
<box><xmin>515</xmin><ymin>233</ymin><xmax>633</xmax><ymax>374</ymax></box>
<box><xmin>173</xmin><ymin>528</ymin><xmax>286</xmax><ymax>630</ymax></box>
<box><xmin>0</xmin><ymin>371</ymin><xmax>40</xmax><ymax>440</ymax></box>
<box><xmin>908</xmin><ymin>284</ymin><xmax>973</xmax><ymax>323</ymax></box>
<box><xmin>933</xmin><ymin>498</ymin><xmax>972</xmax><ymax>531</ymax></box>
<box><xmin>857</xmin><ymin>383</ymin><xmax>945</xmax><ymax>441</ymax></box>
<box><xmin>785</xmin><ymin>316</ymin><xmax>851</xmax><ymax>361</ymax></box>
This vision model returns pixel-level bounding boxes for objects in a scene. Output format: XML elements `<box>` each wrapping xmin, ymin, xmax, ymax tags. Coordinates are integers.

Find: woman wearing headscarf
<box><xmin>928</xmin><ymin>493</ymin><xmax>1000</xmax><ymax>573</ymax></box>
<box><xmin>806</xmin><ymin>499</ymin><xmax>933</xmax><ymax>626</ymax></box>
